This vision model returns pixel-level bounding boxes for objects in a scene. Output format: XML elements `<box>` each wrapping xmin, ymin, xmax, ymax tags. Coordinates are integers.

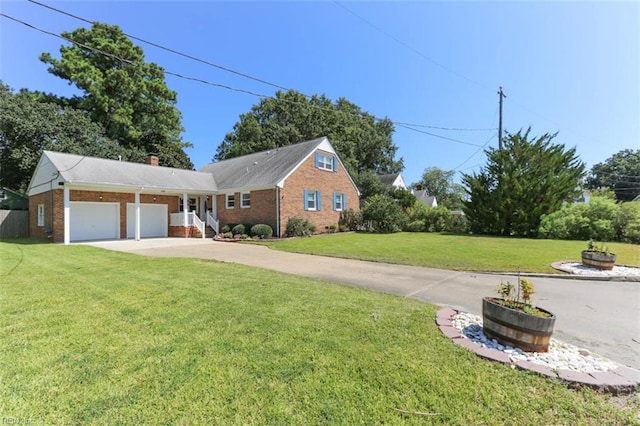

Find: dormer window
<box><xmin>315</xmin><ymin>152</ymin><xmax>336</xmax><ymax>172</ymax></box>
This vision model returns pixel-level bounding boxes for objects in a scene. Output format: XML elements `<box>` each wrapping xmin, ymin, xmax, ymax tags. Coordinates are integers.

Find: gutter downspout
<box><xmin>275</xmin><ymin>186</ymin><xmax>280</xmax><ymax>238</ymax></box>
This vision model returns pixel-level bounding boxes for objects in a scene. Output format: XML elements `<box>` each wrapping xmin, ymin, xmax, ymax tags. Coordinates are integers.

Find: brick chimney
<box><xmin>145</xmin><ymin>155</ymin><xmax>159</xmax><ymax>166</ymax></box>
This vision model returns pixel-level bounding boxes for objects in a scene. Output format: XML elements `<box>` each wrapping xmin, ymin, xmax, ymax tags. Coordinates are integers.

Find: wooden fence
<box><xmin>0</xmin><ymin>210</ymin><xmax>28</xmax><ymax>238</ymax></box>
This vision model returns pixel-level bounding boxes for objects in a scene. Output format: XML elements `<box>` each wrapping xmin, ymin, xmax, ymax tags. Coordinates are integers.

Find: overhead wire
<box><xmin>26</xmin><ymin>0</ymin><xmax>292</xmax><ymax>93</ymax></box>
<box><xmin>332</xmin><ymin>1</ymin><xmax>490</xmax><ymax>91</ymax></box>
<box><xmin>1</xmin><ymin>12</ymin><xmax>488</xmax><ymax>148</ymax></box>
<box><xmin>25</xmin><ymin>0</ymin><xmax>495</xmax><ymax>134</ymax></box>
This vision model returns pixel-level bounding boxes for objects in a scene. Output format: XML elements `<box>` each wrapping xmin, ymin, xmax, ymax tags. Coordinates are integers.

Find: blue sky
<box><xmin>1</xmin><ymin>1</ymin><xmax>638</xmax><ymax>185</ymax></box>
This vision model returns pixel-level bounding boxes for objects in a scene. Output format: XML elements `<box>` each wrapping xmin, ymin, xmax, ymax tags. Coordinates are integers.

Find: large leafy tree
<box><xmin>462</xmin><ymin>128</ymin><xmax>585</xmax><ymax>237</ymax></box>
<box><xmin>40</xmin><ymin>23</ymin><xmax>192</xmax><ymax>169</ymax></box>
<box><xmin>413</xmin><ymin>167</ymin><xmax>465</xmax><ymax>210</ymax></box>
<box><xmin>215</xmin><ymin>90</ymin><xmax>403</xmax><ymax>176</ymax></box>
<box><xmin>0</xmin><ymin>83</ymin><xmax>133</xmax><ymax>192</ymax></box>
<box><xmin>585</xmin><ymin>149</ymin><xmax>640</xmax><ymax>202</ymax></box>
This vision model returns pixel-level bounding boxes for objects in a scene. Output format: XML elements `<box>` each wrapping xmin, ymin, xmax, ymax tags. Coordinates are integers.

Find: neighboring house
<box><xmin>28</xmin><ymin>137</ymin><xmax>359</xmax><ymax>244</ymax></box>
<box><xmin>413</xmin><ymin>189</ymin><xmax>438</xmax><ymax>208</ymax></box>
<box><xmin>0</xmin><ymin>187</ymin><xmax>29</xmax><ymax>210</ymax></box>
<box><xmin>378</xmin><ymin>173</ymin><xmax>408</xmax><ymax>190</ymax></box>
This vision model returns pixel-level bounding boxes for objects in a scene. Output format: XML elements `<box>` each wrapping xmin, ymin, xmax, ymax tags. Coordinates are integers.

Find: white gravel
<box><xmin>452</xmin><ymin>312</ymin><xmax>621</xmax><ymax>373</ymax></box>
<box><xmin>555</xmin><ymin>262</ymin><xmax>640</xmax><ymax>277</ymax></box>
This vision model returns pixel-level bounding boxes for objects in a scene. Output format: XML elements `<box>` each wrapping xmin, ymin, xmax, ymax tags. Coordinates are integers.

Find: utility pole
<box><xmin>498</xmin><ymin>86</ymin><xmax>506</xmax><ymax>150</ymax></box>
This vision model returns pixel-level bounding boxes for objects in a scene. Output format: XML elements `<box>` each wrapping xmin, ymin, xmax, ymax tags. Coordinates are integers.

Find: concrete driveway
<box><xmin>83</xmin><ymin>238</ymin><xmax>640</xmax><ymax>369</ymax></box>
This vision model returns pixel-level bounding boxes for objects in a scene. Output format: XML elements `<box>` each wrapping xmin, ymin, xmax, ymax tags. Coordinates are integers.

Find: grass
<box><xmin>1</xmin><ymin>240</ymin><xmax>638</xmax><ymax>424</ymax></box>
<box><xmin>258</xmin><ymin>233</ymin><xmax>640</xmax><ymax>273</ymax></box>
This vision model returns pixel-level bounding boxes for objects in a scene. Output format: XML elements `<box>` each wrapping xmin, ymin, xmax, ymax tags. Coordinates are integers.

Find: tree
<box><xmin>585</xmin><ymin>149</ymin><xmax>640</xmax><ymax>202</ymax></box>
<box><xmin>215</xmin><ymin>90</ymin><xmax>403</xmax><ymax>176</ymax></box>
<box><xmin>413</xmin><ymin>167</ymin><xmax>465</xmax><ymax>210</ymax></box>
<box><xmin>0</xmin><ymin>83</ymin><xmax>131</xmax><ymax>192</ymax></box>
<box><xmin>462</xmin><ymin>128</ymin><xmax>585</xmax><ymax>237</ymax></box>
<box><xmin>40</xmin><ymin>23</ymin><xmax>193</xmax><ymax>169</ymax></box>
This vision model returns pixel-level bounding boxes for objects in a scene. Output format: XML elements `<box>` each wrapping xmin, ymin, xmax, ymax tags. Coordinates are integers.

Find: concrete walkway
<box><xmin>83</xmin><ymin>238</ymin><xmax>640</xmax><ymax>370</ymax></box>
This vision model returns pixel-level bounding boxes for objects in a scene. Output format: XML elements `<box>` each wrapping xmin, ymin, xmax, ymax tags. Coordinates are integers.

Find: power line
<box><xmin>395</xmin><ymin>124</ymin><xmax>484</xmax><ymax>147</ymax></box>
<box><xmin>26</xmin><ymin>0</ymin><xmax>292</xmax><ymax>93</ymax></box>
<box><xmin>452</xmin><ymin>133</ymin><xmax>496</xmax><ymax>171</ymax></box>
<box><xmin>1</xmin><ymin>12</ymin><xmax>489</xmax><ymax>148</ymax></box>
<box><xmin>332</xmin><ymin>1</ymin><xmax>489</xmax><ymax>90</ymax></box>
<box><xmin>393</xmin><ymin>122</ymin><xmax>495</xmax><ymax>132</ymax></box>
<box><xmin>25</xmin><ymin>0</ymin><xmax>493</xmax><ymax>134</ymax></box>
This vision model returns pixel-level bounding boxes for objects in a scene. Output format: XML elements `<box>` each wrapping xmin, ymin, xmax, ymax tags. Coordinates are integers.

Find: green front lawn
<box><xmin>259</xmin><ymin>233</ymin><xmax>640</xmax><ymax>273</ymax></box>
<box><xmin>1</xmin><ymin>240</ymin><xmax>637</xmax><ymax>424</ymax></box>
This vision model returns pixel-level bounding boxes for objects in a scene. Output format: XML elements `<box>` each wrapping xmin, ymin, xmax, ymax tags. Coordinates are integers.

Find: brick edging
<box><xmin>436</xmin><ymin>308</ymin><xmax>640</xmax><ymax>395</ymax></box>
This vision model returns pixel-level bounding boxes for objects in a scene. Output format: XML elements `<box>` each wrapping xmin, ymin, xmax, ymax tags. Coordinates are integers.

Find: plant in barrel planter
<box><xmin>581</xmin><ymin>239</ymin><xmax>616</xmax><ymax>271</ymax></box>
<box><xmin>482</xmin><ymin>278</ymin><xmax>556</xmax><ymax>353</ymax></box>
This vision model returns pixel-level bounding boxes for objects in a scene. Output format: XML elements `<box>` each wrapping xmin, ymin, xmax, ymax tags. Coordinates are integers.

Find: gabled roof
<box><xmin>413</xmin><ymin>189</ymin><xmax>438</xmax><ymax>207</ymax></box>
<box><xmin>378</xmin><ymin>172</ymin><xmax>407</xmax><ymax>190</ymax></box>
<box><xmin>29</xmin><ymin>151</ymin><xmax>216</xmax><ymax>195</ymax></box>
<box><xmin>379</xmin><ymin>173</ymin><xmax>401</xmax><ymax>186</ymax></box>
<box><xmin>199</xmin><ymin>137</ymin><xmax>332</xmax><ymax>191</ymax></box>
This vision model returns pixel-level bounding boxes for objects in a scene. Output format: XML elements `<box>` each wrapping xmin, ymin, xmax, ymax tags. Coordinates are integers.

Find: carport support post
<box><xmin>135</xmin><ymin>191</ymin><xmax>141</xmax><ymax>241</ymax></box>
<box><xmin>63</xmin><ymin>186</ymin><xmax>70</xmax><ymax>245</ymax></box>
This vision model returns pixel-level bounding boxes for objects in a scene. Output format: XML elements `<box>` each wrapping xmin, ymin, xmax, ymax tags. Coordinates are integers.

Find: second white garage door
<box><xmin>126</xmin><ymin>203</ymin><xmax>168</xmax><ymax>239</ymax></box>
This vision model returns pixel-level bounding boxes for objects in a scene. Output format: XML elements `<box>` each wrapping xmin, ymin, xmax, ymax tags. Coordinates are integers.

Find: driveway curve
<box><xmin>84</xmin><ymin>238</ymin><xmax>640</xmax><ymax>370</ymax></box>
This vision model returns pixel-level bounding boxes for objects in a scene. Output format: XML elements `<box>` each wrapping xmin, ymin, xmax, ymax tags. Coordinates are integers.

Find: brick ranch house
<box><xmin>28</xmin><ymin>137</ymin><xmax>360</xmax><ymax>244</ymax></box>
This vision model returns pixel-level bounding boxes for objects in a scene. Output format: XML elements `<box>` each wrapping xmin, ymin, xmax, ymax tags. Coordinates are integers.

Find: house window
<box><xmin>226</xmin><ymin>194</ymin><xmax>235</xmax><ymax>209</ymax></box>
<box><xmin>241</xmin><ymin>192</ymin><xmax>251</xmax><ymax>208</ymax></box>
<box><xmin>315</xmin><ymin>152</ymin><xmax>336</xmax><ymax>172</ymax></box>
<box><xmin>333</xmin><ymin>193</ymin><xmax>346</xmax><ymax>211</ymax></box>
<box><xmin>37</xmin><ymin>204</ymin><xmax>45</xmax><ymax>226</ymax></box>
<box><xmin>179</xmin><ymin>197</ymin><xmax>197</xmax><ymax>212</ymax></box>
<box><xmin>304</xmin><ymin>190</ymin><xmax>322</xmax><ymax>211</ymax></box>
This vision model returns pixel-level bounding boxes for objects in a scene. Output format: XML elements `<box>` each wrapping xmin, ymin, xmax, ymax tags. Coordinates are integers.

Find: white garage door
<box><xmin>70</xmin><ymin>202</ymin><xmax>120</xmax><ymax>242</ymax></box>
<box><xmin>126</xmin><ymin>203</ymin><xmax>168</xmax><ymax>238</ymax></box>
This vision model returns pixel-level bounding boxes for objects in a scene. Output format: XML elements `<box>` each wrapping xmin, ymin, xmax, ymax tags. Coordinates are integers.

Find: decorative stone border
<box><xmin>436</xmin><ymin>308</ymin><xmax>640</xmax><ymax>395</ymax></box>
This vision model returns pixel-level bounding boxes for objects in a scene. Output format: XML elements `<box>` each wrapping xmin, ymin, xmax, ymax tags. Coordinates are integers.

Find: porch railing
<box><xmin>192</xmin><ymin>214</ymin><xmax>205</xmax><ymax>239</ymax></box>
<box><xmin>207</xmin><ymin>211</ymin><xmax>219</xmax><ymax>235</ymax></box>
<box><xmin>169</xmin><ymin>212</ymin><xmax>205</xmax><ymax>238</ymax></box>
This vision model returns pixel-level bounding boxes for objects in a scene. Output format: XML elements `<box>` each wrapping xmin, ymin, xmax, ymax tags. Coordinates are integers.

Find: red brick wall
<box><xmin>279</xmin><ymin>150</ymin><xmax>360</xmax><ymax>237</ymax></box>
<box><xmin>29</xmin><ymin>191</ymin><xmax>55</xmax><ymax>240</ymax></box>
<box><xmin>216</xmin><ymin>189</ymin><xmax>277</xmax><ymax>233</ymax></box>
<box><xmin>30</xmin><ymin>189</ymin><xmax>181</xmax><ymax>242</ymax></box>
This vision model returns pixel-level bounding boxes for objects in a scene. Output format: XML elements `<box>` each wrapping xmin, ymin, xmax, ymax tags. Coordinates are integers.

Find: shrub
<box><xmin>328</xmin><ymin>224</ymin><xmax>337</xmax><ymax>233</ymax></box>
<box><xmin>222</xmin><ymin>232</ymin><xmax>233</xmax><ymax>239</ymax></box>
<box><xmin>285</xmin><ymin>217</ymin><xmax>315</xmax><ymax>237</ymax></box>
<box><xmin>338</xmin><ymin>224</ymin><xmax>347</xmax><ymax>232</ymax></box>
<box><xmin>231</xmin><ymin>224</ymin><xmax>245</xmax><ymax>235</ymax></box>
<box><xmin>538</xmin><ymin>195</ymin><xmax>636</xmax><ymax>242</ymax></box>
<box><xmin>221</xmin><ymin>224</ymin><xmax>235</xmax><ymax>233</ymax></box>
<box><xmin>339</xmin><ymin>208</ymin><xmax>362</xmax><ymax>231</ymax></box>
<box><xmin>616</xmin><ymin>202</ymin><xmax>640</xmax><ymax>244</ymax></box>
<box><xmin>361</xmin><ymin>194</ymin><xmax>406</xmax><ymax>233</ymax></box>
<box><xmin>250</xmin><ymin>224</ymin><xmax>273</xmax><ymax>239</ymax></box>
<box><xmin>405</xmin><ymin>220</ymin><xmax>426</xmax><ymax>232</ymax></box>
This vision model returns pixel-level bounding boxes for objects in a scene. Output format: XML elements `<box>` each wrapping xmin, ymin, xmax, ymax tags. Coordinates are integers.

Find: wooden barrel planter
<box><xmin>482</xmin><ymin>297</ymin><xmax>556</xmax><ymax>353</ymax></box>
<box><xmin>581</xmin><ymin>250</ymin><xmax>616</xmax><ymax>271</ymax></box>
